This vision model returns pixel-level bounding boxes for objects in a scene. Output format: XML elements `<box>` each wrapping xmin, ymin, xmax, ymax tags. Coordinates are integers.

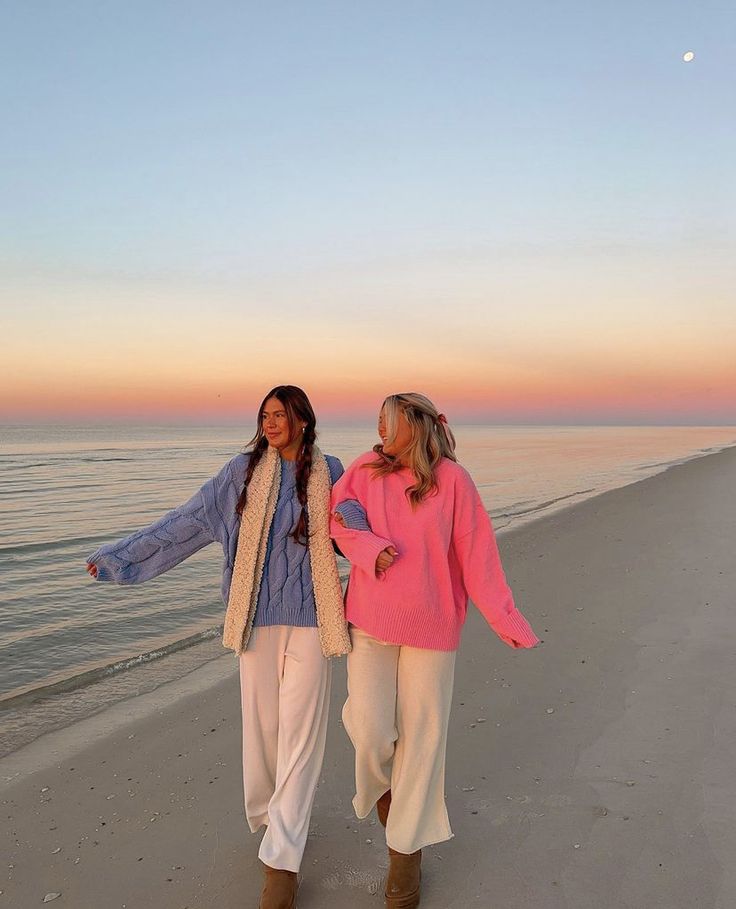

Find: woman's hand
<box><xmin>333</xmin><ymin>511</ymin><xmax>346</xmax><ymax>527</ymax></box>
<box><xmin>376</xmin><ymin>546</ymin><xmax>398</xmax><ymax>573</ymax></box>
<box><xmin>86</xmin><ymin>562</ymin><xmax>98</xmax><ymax>579</ymax></box>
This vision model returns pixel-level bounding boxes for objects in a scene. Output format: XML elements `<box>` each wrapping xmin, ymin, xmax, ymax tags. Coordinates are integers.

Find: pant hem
<box><xmin>258</xmin><ymin>845</ymin><xmax>302</xmax><ymax>874</ymax></box>
<box><xmin>353</xmin><ymin>793</ymin><xmax>385</xmax><ymax>820</ymax></box>
<box><xmin>247</xmin><ymin>814</ymin><xmax>269</xmax><ymax>833</ymax></box>
<box><xmin>386</xmin><ymin>830</ymin><xmax>455</xmax><ymax>854</ymax></box>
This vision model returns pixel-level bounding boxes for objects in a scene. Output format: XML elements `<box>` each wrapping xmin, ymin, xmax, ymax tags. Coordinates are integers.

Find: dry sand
<box><xmin>2</xmin><ymin>446</ymin><xmax>735</xmax><ymax>909</ymax></box>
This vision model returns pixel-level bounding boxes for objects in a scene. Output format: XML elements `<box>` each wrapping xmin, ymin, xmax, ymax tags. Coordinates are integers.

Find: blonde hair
<box><xmin>368</xmin><ymin>392</ymin><xmax>457</xmax><ymax>506</ymax></box>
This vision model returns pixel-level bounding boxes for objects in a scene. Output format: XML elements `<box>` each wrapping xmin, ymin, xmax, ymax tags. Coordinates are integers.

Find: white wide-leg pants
<box><xmin>238</xmin><ymin>625</ymin><xmax>331</xmax><ymax>872</ymax></box>
<box><xmin>342</xmin><ymin>625</ymin><xmax>456</xmax><ymax>854</ymax></box>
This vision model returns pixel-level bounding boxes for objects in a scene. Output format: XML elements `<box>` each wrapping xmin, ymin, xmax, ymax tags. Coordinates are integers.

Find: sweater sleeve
<box><xmin>330</xmin><ymin>458</ymin><xmax>394</xmax><ymax>575</ymax></box>
<box><xmin>325</xmin><ymin>454</ymin><xmax>345</xmax><ymax>486</ymax></box>
<box><xmin>452</xmin><ymin>473</ymin><xmax>540</xmax><ymax>649</ymax></box>
<box><xmin>87</xmin><ymin>456</ymin><xmax>240</xmax><ymax>586</ymax></box>
<box><xmin>333</xmin><ymin>499</ymin><xmax>371</xmax><ymax>531</ymax></box>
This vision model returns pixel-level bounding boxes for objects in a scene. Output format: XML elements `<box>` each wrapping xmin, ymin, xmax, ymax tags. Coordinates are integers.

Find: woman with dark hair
<box><xmin>331</xmin><ymin>392</ymin><xmax>539</xmax><ymax>909</ymax></box>
<box><xmin>86</xmin><ymin>385</ymin><xmax>351</xmax><ymax>909</ymax></box>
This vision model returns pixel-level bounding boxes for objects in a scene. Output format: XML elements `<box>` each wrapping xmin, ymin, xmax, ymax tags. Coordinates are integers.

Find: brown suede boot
<box><xmin>385</xmin><ymin>847</ymin><xmax>421</xmax><ymax>908</ymax></box>
<box><xmin>259</xmin><ymin>862</ymin><xmax>298</xmax><ymax>909</ymax></box>
<box><xmin>376</xmin><ymin>789</ymin><xmax>392</xmax><ymax>827</ymax></box>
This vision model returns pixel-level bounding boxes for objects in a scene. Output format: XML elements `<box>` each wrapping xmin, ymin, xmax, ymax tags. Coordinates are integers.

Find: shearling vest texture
<box><xmin>223</xmin><ymin>445</ymin><xmax>351</xmax><ymax>658</ymax></box>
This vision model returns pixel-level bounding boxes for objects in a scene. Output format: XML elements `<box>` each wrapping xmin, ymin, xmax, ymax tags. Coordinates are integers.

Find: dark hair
<box><xmin>236</xmin><ymin>385</ymin><xmax>317</xmax><ymax>545</ymax></box>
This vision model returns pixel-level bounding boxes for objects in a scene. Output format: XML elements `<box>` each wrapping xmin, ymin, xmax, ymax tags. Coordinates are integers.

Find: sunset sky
<box><xmin>2</xmin><ymin>1</ymin><xmax>734</xmax><ymax>424</ymax></box>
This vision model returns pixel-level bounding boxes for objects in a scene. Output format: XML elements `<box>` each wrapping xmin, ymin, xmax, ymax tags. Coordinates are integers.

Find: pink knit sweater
<box><xmin>330</xmin><ymin>452</ymin><xmax>540</xmax><ymax>651</ymax></box>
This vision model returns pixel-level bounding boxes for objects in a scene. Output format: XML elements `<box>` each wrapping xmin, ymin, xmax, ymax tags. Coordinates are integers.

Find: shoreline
<box><xmin>2</xmin><ymin>443</ymin><xmax>736</xmax><ymax>907</ymax></box>
<box><xmin>2</xmin><ymin>440</ymin><xmax>735</xmax><ymax>759</ymax></box>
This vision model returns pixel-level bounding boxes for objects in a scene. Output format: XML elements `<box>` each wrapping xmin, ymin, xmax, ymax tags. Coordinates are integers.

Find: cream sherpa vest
<box><xmin>223</xmin><ymin>445</ymin><xmax>351</xmax><ymax>658</ymax></box>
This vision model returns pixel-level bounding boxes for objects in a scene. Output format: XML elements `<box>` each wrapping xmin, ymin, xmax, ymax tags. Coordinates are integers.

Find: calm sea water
<box><xmin>1</xmin><ymin>423</ymin><xmax>735</xmax><ymax>754</ymax></box>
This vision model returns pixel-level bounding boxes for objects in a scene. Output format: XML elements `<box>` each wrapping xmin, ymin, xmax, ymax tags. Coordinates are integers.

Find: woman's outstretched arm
<box><xmin>86</xmin><ymin>454</ymin><xmax>244</xmax><ymax>586</ymax></box>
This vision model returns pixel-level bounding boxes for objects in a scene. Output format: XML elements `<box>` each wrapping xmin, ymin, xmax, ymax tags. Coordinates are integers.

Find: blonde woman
<box><xmin>330</xmin><ymin>393</ymin><xmax>539</xmax><ymax>909</ymax></box>
<box><xmin>87</xmin><ymin>385</ymin><xmax>351</xmax><ymax>909</ymax></box>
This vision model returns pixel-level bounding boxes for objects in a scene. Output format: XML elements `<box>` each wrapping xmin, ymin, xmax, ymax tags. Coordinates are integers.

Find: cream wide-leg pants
<box><xmin>238</xmin><ymin>625</ymin><xmax>331</xmax><ymax>872</ymax></box>
<box><xmin>342</xmin><ymin>625</ymin><xmax>457</xmax><ymax>854</ymax></box>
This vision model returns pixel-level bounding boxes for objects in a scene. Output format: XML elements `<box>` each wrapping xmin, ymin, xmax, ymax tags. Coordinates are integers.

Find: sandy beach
<box><xmin>3</xmin><ymin>445</ymin><xmax>735</xmax><ymax>909</ymax></box>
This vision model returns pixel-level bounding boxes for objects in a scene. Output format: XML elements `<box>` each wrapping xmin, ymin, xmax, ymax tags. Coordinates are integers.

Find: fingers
<box><xmin>333</xmin><ymin>512</ymin><xmax>346</xmax><ymax>526</ymax></box>
<box><xmin>86</xmin><ymin>562</ymin><xmax>98</xmax><ymax>578</ymax></box>
<box><xmin>375</xmin><ymin>547</ymin><xmax>399</xmax><ymax>572</ymax></box>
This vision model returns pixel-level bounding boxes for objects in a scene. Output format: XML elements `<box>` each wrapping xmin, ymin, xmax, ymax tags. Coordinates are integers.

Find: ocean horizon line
<box><xmin>4</xmin><ymin>419</ymin><xmax>736</xmax><ymax>430</ymax></box>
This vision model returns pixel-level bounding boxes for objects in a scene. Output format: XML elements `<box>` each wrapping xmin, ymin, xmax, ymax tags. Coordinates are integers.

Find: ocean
<box><xmin>1</xmin><ymin>422</ymin><xmax>735</xmax><ymax>755</ymax></box>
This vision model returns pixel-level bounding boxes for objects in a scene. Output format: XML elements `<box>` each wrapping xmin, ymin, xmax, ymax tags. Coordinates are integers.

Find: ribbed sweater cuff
<box><xmin>334</xmin><ymin>500</ymin><xmax>370</xmax><ymax>531</ymax></box>
<box><xmin>87</xmin><ymin>549</ymin><xmax>115</xmax><ymax>583</ymax></box>
<box><xmin>362</xmin><ymin>536</ymin><xmax>395</xmax><ymax>575</ymax></box>
<box><xmin>493</xmin><ymin>608</ymin><xmax>540</xmax><ymax>649</ymax></box>
<box><xmin>331</xmin><ymin>526</ymin><xmax>394</xmax><ymax>576</ymax></box>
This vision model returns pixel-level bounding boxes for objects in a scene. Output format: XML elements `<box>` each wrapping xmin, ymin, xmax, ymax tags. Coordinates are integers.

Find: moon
<box><xmin>683</xmin><ymin>51</ymin><xmax>695</xmax><ymax>62</ymax></box>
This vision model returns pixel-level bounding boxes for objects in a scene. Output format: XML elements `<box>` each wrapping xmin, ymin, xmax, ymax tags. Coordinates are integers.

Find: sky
<box><xmin>1</xmin><ymin>1</ymin><xmax>734</xmax><ymax>425</ymax></box>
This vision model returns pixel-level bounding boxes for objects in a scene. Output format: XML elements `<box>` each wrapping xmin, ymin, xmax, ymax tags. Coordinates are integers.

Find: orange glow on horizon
<box><xmin>3</xmin><ymin>359</ymin><xmax>735</xmax><ymax>424</ymax></box>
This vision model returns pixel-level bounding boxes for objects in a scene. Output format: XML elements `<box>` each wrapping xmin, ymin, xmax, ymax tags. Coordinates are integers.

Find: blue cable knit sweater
<box><xmin>88</xmin><ymin>451</ymin><xmax>355</xmax><ymax>627</ymax></box>
<box><xmin>253</xmin><ymin>457</ymin><xmax>341</xmax><ymax>627</ymax></box>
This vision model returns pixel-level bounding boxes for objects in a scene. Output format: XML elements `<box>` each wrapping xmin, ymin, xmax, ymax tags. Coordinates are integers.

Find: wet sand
<box><xmin>2</xmin><ymin>445</ymin><xmax>735</xmax><ymax>908</ymax></box>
